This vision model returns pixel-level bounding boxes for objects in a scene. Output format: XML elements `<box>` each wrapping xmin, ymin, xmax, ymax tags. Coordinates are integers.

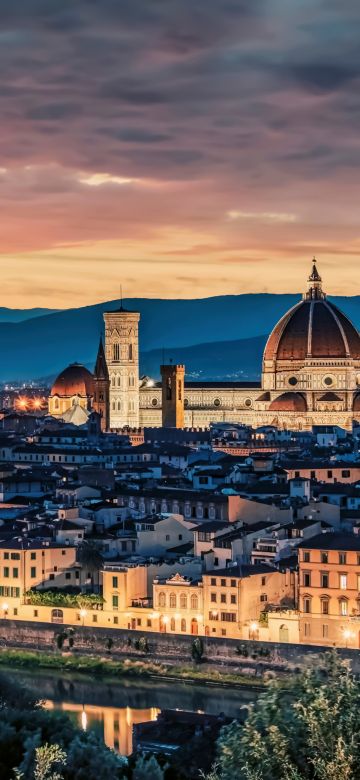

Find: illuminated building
<box><xmin>48</xmin><ymin>260</ymin><xmax>360</xmax><ymax>431</ymax></box>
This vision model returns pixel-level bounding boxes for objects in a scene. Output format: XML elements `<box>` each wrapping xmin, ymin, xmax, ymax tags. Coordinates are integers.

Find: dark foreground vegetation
<box><xmin>0</xmin><ymin>651</ymin><xmax>359</xmax><ymax>779</ymax></box>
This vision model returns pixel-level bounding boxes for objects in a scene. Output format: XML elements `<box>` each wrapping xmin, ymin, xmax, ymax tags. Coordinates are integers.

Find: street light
<box><xmin>162</xmin><ymin>615</ymin><xmax>169</xmax><ymax>633</ymax></box>
<box><xmin>2</xmin><ymin>602</ymin><xmax>9</xmax><ymax>619</ymax></box>
<box><xmin>80</xmin><ymin>608</ymin><xmax>87</xmax><ymax>627</ymax></box>
<box><xmin>249</xmin><ymin>621</ymin><xmax>258</xmax><ymax>640</ymax></box>
<box><xmin>342</xmin><ymin>628</ymin><xmax>354</xmax><ymax>648</ymax></box>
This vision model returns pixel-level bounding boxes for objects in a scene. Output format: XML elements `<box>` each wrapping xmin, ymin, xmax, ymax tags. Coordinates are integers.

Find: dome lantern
<box><xmin>303</xmin><ymin>258</ymin><xmax>325</xmax><ymax>301</ymax></box>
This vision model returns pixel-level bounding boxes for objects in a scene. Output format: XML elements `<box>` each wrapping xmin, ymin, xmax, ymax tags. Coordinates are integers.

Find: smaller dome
<box><xmin>269</xmin><ymin>392</ymin><xmax>307</xmax><ymax>412</ymax></box>
<box><xmin>353</xmin><ymin>394</ymin><xmax>360</xmax><ymax>412</ymax></box>
<box><xmin>51</xmin><ymin>363</ymin><xmax>94</xmax><ymax>397</ymax></box>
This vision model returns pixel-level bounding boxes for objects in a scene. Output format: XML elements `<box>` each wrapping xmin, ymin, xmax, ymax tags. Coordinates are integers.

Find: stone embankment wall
<box><xmin>0</xmin><ymin>618</ymin><xmax>359</xmax><ymax>674</ymax></box>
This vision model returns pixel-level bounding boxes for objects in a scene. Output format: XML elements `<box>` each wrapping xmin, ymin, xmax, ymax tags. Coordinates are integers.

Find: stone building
<box><xmin>48</xmin><ymin>260</ymin><xmax>360</xmax><ymax>431</ymax></box>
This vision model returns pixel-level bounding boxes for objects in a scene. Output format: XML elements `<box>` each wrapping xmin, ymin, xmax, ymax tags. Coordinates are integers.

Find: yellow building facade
<box><xmin>298</xmin><ymin>533</ymin><xmax>360</xmax><ymax>649</ymax></box>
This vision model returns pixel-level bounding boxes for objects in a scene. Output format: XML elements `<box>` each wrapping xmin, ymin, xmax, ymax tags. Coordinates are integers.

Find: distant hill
<box><xmin>1</xmin><ymin>293</ymin><xmax>360</xmax><ymax>382</ymax></box>
<box><xmin>0</xmin><ymin>307</ymin><xmax>58</xmax><ymax>323</ymax></box>
<box><xmin>141</xmin><ymin>335</ymin><xmax>266</xmax><ymax>381</ymax></box>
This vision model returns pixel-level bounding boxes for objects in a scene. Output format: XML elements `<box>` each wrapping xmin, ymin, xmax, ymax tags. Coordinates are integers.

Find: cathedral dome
<box><xmin>50</xmin><ymin>363</ymin><xmax>94</xmax><ymax>397</ymax></box>
<box><xmin>264</xmin><ymin>262</ymin><xmax>360</xmax><ymax>363</ymax></box>
<box><xmin>269</xmin><ymin>392</ymin><xmax>307</xmax><ymax>412</ymax></box>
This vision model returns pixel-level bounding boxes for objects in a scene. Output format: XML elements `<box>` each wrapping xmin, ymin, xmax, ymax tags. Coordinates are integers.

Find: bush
<box><xmin>191</xmin><ymin>637</ymin><xmax>204</xmax><ymax>664</ymax></box>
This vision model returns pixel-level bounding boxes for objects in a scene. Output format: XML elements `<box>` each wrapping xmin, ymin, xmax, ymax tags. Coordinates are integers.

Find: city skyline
<box><xmin>2</xmin><ymin>2</ymin><xmax>360</xmax><ymax>307</ymax></box>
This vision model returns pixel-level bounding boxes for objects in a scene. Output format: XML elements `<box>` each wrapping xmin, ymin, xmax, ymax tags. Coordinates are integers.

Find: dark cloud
<box><xmin>0</xmin><ymin>0</ymin><xmax>360</xmax><ymax>301</ymax></box>
<box><xmin>289</xmin><ymin>63</ymin><xmax>360</xmax><ymax>93</ymax></box>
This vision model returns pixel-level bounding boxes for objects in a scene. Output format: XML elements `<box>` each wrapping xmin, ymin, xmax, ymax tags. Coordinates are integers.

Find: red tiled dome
<box><xmin>50</xmin><ymin>363</ymin><xmax>94</xmax><ymax>397</ymax></box>
<box><xmin>269</xmin><ymin>392</ymin><xmax>307</xmax><ymax>412</ymax></box>
<box><xmin>264</xmin><ymin>299</ymin><xmax>360</xmax><ymax>362</ymax></box>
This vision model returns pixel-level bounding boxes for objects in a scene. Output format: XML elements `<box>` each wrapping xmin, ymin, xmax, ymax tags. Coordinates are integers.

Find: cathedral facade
<box><xmin>49</xmin><ymin>262</ymin><xmax>360</xmax><ymax>431</ymax></box>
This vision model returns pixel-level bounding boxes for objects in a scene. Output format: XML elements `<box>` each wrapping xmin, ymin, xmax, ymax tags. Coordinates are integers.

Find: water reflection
<box><xmin>44</xmin><ymin>700</ymin><xmax>160</xmax><ymax>755</ymax></box>
<box><xmin>8</xmin><ymin>668</ymin><xmax>259</xmax><ymax>757</ymax></box>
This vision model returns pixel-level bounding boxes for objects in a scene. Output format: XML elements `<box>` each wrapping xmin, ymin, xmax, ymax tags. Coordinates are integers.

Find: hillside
<box><xmin>141</xmin><ymin>335</ymin><xmax>266</xmax><ymax>381</ymax></box>
<box><xmin>0</xmin><ymin>293</ymin><xmax>359</xmax><ymax>382</ymax></box>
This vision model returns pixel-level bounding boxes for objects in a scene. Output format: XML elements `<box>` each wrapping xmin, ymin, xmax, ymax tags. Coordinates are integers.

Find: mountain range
<box><xmin>1</xmin><ymin>294</ymin><xmax>360</xmax><ymax>383</ymax></box>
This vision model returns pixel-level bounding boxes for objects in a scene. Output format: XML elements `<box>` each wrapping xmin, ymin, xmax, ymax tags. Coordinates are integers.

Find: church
<box><xmin>48</xmin><ymin>261</ymin><xmax>360</xmax><ymax>432</ymax></box>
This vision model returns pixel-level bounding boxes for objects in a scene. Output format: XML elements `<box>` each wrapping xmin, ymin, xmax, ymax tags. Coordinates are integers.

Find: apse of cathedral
<box><xmin>48</xmin><ymin>261</ymin><xmax>360</xmax><ymax>431</ymax></box>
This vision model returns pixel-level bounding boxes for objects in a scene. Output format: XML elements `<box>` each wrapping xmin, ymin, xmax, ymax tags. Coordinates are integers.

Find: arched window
<box><xmin>181</xmin><ymin>618</ymin><xmax>186</xmax><ymax>632</ymax></box>
<box><xmin>321</xmin><ymin>597</ymin><xmax>330</xmax><ymax>615</ymax></box>
<box><xmin>112</xmin><ymin>401</ymin><xmax>115</xmax><ymax>410</ymax></box>
<box><xmin>339</xmin><ymin>598</ymin><xmax>348</xmax><ymax>616</ymax></box>
<box><xmin>170</xmin><ymin>617</ymin><xmax>175</xmax><ymax>631</ymax></box>
<box><xmin>169</xmin><ymin>593</ymin><xmax>176</xmax><ymax>608</ymax></box>
<box><xmin>117</xmin><ymin>400</ymin><xmax>121</xmax><ymax>411</ymax></box>
<box><xmin>117</xmin><ymin>375</ymin><xmax>121</xmax><ymax>387</ymax></box>
<box><xmin>303</xmin><ymin>596</ymin><xmax>312</xmax><ymax>614</ymax></box>
<box><xmin>129</xmin><ymin>374</ymin><xmax>135</xmax><ymax>388</ymax></box>
<box><xmin>51</xmin><ymin>609</ymin><xmax>63</xmax><ymax>624</ymax></box>
<box><xmin>190</xmin><ymin>594</ymin><xmax>198</xmax><ymax>610</ymax></box>
<box><xmin>129</xmin><ymin>343</ymin><xmax>133</xmax><ymax>360</ymax></box>
<box><xmin>180</xmin><ymin>593</ymin><xmax>187</xmax><ymax>609</ymax></box>
<box><xmin>54</xmin><ymin>398</ymin><xmax>59</xmax><ymax>410</ymax></box>
<box><xmin>113</xmin><ymin>343</ymin><xmax>120</xmax><ymax>362</ymax></box>
<box><xmin>111</xmin><ymin>376</ymin><xmax>115</xmax><ymax>387</ymax></box>
<box><xmin>158</xmin><ymin>592</ymin><xmax>166</xmax><ymax>608</ymax></box>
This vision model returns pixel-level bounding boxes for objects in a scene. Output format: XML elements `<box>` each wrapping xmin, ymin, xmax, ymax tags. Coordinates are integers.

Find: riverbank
<box><xmin>0</xmin><ymin>648</ymin><xmax>265</xmax><ymax>689</ymax></box>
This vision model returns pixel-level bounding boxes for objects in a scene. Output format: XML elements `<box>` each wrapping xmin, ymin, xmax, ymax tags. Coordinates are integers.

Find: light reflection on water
<box><xmin>44</xmin><ymin>699</ymin><xmax>160</xmax><ymax>755</ymax></box>
<box><xmin>8</xmin><ymin>668</ymin><xmax>258</xmax><ymax>757</ymax></box>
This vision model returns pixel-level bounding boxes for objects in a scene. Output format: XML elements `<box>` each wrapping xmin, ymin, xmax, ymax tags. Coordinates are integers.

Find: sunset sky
<box><xmin>1</xmin><ymin>1</ymin><xmax>360</xmax><ymax>308</ymax></box>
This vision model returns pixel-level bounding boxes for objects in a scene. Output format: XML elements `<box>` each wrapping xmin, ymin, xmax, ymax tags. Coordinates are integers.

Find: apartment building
<box><xmin>298</xmin><ymin>532</ymin><xmax>360</xmax><ymax>649</ymax></box>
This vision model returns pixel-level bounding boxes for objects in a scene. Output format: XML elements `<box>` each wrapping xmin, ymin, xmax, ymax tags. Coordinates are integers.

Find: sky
<box><xmin>1</xmin><ymin>0</ymin><xmax>360</xmax><ymax>308</ymax></box>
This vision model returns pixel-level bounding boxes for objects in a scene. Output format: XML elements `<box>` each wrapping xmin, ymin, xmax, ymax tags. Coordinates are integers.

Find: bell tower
<box><xmin>93</xmin><ymin>337</ymin><xmax>110</xmax><ymax>432</ymax></box>
<box><xmin>104</xmin><ymin>305</ymin><xmax>140</xmax><ymax>429</ymax></box>
<box><xmin>160</xmin><ymin>363</ymin><xmax>185</xmax><ymax>428</ymax></box>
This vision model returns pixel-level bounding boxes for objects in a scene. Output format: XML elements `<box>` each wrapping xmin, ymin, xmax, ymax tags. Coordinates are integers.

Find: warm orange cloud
<box><xmin>0</xmin><ymin>2</ymin><xmax>360</xmax><ymax>307</ymax></box>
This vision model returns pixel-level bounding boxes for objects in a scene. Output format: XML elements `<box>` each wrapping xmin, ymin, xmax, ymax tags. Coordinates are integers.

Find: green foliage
<box><xmin>64</xmin><ymin>731</ymin><xmax>126</xmax><ymax>780</ymax></box>
<box><xmin>33</xmin><ymin>743</ymin><xmax>67</xmax><ymax>780</ymax></box>
<box><xmin>0</xmin><ymin>672</ymin><xmax>127</xmax><ymax>780</ymax></box>
<box><xmin>133</xmin><ymin>637</ymin><xmax>149</xmax><ymax>654</ymax></box>
<box><xmin>191</xmin><ymin>637</ymin><xmax>204</xmax><ymax>663</ymax></box>
<box><xmin>132</xmin><ymin>753</ymin><xmax>165</xmax><ymax>780</ymax></box>
<box><xmin>209</xmin><ymin>651</ymin><xmax>360</xmax><ymax>780</ymax></box>
<box><xmin>25</xmin><ymin>590</ymin><xmax>104</xmax><ymax>609</ymax></box>
<box><xmin>0</xmin><ymin>649</ymin><xmax>262</xmax><ymax>687</ymax></box>
<box><xmin>105</xmin><ymin>637</ymin><xmax>113</xmax><ymax>653</ymax></box>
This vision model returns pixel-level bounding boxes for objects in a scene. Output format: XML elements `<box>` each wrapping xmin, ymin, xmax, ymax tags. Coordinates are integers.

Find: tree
<box><xmin>207</xmin><ymin>651</ymin><xmax>360</xmax><ymax>780</ymax></box>
<box><xmin>76</xmin><ymin>542</ymin><xmax>103</xmax><ymax>591</ymax></box>
<box><xmin>33</xmin><ymin>744</ymin><xmax>67</xmax><ymax>780</ymax></box>
<box><xmin>64</xmin><ymin>732</ymin><xmax>126</xmax><ymax>780</ymax></box>
<box><xmin>132</xmin><ymin>754</ymin><xmax>165</xmax><ymax>780</ymax></box>
<box><xmin>191</xmin><ymin>638</ymin><xmax>204</xmax><ymax>664</ymax></box>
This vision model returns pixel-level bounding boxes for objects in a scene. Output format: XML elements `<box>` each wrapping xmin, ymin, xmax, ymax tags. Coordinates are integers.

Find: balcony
<box><xmin>131</xmin><ymin>598</ymin><xmax>152</xmax><ymax>608</ymax></box>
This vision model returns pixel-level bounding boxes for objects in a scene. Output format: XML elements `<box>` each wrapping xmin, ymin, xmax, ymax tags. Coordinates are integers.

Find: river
<box><xmin>8</xmin><ymin>668</ymin><xmax>259</xmax><ymax>756</ymax></box>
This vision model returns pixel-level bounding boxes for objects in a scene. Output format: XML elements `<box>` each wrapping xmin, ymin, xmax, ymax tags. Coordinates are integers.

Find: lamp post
<box><xmin>2</xmin><ymin>602</ymin><xmax>9</xmax><ymax>619</ymax></box>
<box><xmin>249</xmin><ymin>621</ymin><xmax>258</xmax><ymax>641</ymax></box>
<box><xmin>80</xmin><ymin>608</ymin><xmax>87</xmax><ymax>627</ymax></box>
<box><xmin>342</xmin><ymin>628</ymin><xmax>354</xmax><ymax>649</ymax></box>
<box><xmin>162</xmin><ymin>616</ymin><xmax>169</xmax><ymax>634</ymax></box>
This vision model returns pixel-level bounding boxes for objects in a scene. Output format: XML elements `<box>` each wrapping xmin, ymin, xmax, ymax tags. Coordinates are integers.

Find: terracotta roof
<box><xmin>269</xmin><ymin>392</ymin><xmax>307</xmax><ymax>412</ymax></box>
<box><xmin>264</xmin><ymin>299</ymin><xmax>360</xmax><ymax>362</ymax></box>
<box><xmin>298</xmin><ymin>532</ymin><xmax>360</xmax><ymax>551</ymax></box>
<box><xmin>51</xmin><ymin>363</ymin><xmax>94</xmax><ymax>397</ymax></box>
